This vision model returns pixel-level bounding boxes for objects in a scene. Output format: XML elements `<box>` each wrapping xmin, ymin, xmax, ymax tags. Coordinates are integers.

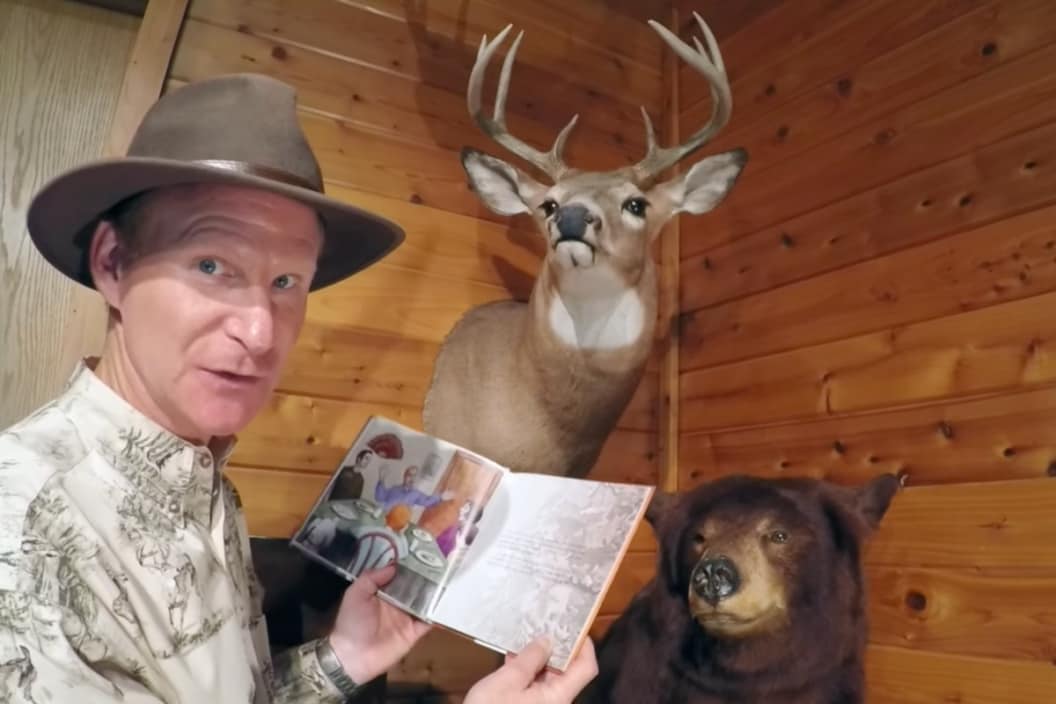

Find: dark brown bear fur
<box><xmin>577</xmin><ymin>473</ymin><xmax>901</xmax><ymax>704</ymax></box>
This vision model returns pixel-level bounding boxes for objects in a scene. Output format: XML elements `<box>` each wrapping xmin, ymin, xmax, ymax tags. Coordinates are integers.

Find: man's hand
<box><xmin>465</xmin><ymin>636</ymin><xmax>598</xmax><ymax>704</ymax></box>
<box><xmin>327</xmin><ymin>564</ymin><xmax>432</xmax><ymax>685</ymax></box>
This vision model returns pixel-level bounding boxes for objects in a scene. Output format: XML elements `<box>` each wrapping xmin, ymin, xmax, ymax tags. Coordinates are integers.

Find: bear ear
<box><xmin>824</xmin><ymin>472</ymin><xmax>903</xmax><ymax>537</ymax></box>
<box><xmin>645</xmin><ymin>490</ymin><xmax>680</xmax><ymax>529</ymax></box>
<box><xmin>853</xmin><ymin>472</ymin><xmax>903</xmax><ymax>529</ymax></box>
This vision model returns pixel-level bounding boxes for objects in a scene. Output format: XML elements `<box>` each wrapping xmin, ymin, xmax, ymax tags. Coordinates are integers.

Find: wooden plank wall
<box><xmin>675</xmin><ymin>1</ymin><xmax>1056</xmax><ymax>702</ymax></box>
<box><xmin>165</xmin><ymin>0</ymin><xmax>672</xmax><ymax>699</ymax></box>
<box><xmin>0</xmin><ymin>0</ymin><xmax>136</xmax><ymax>429</ymax></box>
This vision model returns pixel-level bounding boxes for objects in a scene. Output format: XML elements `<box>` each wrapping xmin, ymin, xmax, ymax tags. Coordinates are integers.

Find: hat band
<box><xmin>191</xmin><ymin>159</ymin><xmax>319</xmax><ymax>192</ymax></box>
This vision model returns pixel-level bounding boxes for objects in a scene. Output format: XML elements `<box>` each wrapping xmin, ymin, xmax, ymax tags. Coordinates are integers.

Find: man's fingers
<box><xmin>547</xmin><ymin>637</ymin><xmax>599</xmax><ymax>698</ymax></box>
<box><xmin>350</xmin><ymin>564</ymin><xmax>397</xmax><ymax>598</ymax></box>
<box><xmin>500</xmin><ymin>636</ymin><xmax>553</xmax><ymax>689</ymax></box>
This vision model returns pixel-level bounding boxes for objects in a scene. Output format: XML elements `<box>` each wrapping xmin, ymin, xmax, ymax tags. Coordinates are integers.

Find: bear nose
<box><xmin>555</xmin><ymin>204</ymin><xmax>595</xmax><ymax>240</ymax></box>
<box><xmin>692</xmin><ymin>556</ymin><xmax>741</xmax><ymax>605</ymax></box>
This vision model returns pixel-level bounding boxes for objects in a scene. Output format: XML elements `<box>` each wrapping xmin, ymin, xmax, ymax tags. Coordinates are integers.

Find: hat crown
<box><xmin>127</xmin><ymin>74</ymin><xmax>323</xmax><ymax>191</ymax></box>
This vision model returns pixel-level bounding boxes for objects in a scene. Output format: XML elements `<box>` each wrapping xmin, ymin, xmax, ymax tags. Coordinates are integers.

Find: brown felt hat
<box><xmin>26</xmin><ymin>73</ymin><xmax>404</xmax><ymax>291</ymax></box>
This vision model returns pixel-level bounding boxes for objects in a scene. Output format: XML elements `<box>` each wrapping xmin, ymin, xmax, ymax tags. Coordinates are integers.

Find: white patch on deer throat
<box><xmin>547</xmin><ymin>267</ymin><xmax>644</xmax><ymax>350</ymax></box>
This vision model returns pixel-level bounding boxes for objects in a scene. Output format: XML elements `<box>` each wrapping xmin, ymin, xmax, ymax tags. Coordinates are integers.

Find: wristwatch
<box><xmin>315</xmin><ymin>637</ymin><xmax>364</xmax><ymax>699</ymax></box>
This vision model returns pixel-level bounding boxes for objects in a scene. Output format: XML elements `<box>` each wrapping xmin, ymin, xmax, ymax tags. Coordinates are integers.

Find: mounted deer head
<box><xmin>461</xmin><ymin>12</ymin><xmax>746</xmax><ymax>282</ymax></box>
<box><xmin>423</xmin><ymin>13</ymin><xmax>746</xmax><ymax>478</ymax></box>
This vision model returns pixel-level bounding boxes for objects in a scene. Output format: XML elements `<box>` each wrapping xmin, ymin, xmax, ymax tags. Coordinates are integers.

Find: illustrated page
<box><xmin>290</xmin><ymin>416</ymin><xmax>505</xmax><ymax>619</ymax></box>
<box><xmin>429</xmin><ymin>474</ymin><xmax>652</xmax><ymax>670</ymax></box>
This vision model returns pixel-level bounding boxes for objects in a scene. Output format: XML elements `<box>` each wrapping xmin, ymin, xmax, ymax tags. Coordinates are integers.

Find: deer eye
<box><xmin>540</xmin><ymin>199</ymin><xmax>559</xmax><ymax>217</ymax></box>
<box><xmin>622</xmin><ymin>197</ymin><xmax>649</xmax><ymax>217</ymax></box>
<box><xmin>769</xmin><ymin>530</ymin><xmax>789</xmax><ymax>544</ymax></box>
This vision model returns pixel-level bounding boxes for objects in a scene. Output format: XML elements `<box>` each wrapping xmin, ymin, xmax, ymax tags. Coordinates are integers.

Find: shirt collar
<box><xmin>58</xmin><ymin>358</ymin><xmax>237</xmax><ymax>529</ymax></box>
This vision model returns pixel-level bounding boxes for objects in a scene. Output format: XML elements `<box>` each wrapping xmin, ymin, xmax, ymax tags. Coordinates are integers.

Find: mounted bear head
<box><xmin>646</xmin><ymin>473</ymin><xmax>901</xmax><ymax>642</ymax></box>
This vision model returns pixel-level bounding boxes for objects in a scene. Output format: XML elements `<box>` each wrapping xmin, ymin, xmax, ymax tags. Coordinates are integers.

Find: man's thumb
<box><xmin>502</xmin><ymin>636</ymin><xmax>553</xmax><ymax>688</ymax></box>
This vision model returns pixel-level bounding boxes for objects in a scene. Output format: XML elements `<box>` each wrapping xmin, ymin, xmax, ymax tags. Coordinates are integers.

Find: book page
<box><xmin>428</xmin><ymin>474</ymin><xmax>652</xmax><ymax>670</ymax></box>
<box><xmin>289</xmin><ymin>416</ymin><xmax>505</xmax><ymax>619</ymax></box>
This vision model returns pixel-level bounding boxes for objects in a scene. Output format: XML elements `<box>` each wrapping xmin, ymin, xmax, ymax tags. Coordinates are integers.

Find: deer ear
<box><xmin>461</xmin><ymin>148</ymin><xmax>546</xmax><ymax>216</ymax></box>
<box><xmin>655</xmin><ymin>147</ymin><xmax>747</xmax><ymax>216</ymax></box>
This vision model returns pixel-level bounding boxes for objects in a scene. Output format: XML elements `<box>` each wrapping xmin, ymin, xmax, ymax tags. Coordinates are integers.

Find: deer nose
<box><xmin>691</xmin><ymin>556</ymin><xmax>741</xmax><ymax>605</ymax></box>
<box><xmin>554</xmin><ymin>204</ymin><xmax>594</xmax><ymax>240</ymax></box>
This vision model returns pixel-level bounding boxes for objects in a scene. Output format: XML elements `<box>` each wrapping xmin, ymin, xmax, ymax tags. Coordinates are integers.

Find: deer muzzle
<box><xmin>554</xmin><ymin>204</ymin><xmax>596</xmax><ymax>243</ymax></box>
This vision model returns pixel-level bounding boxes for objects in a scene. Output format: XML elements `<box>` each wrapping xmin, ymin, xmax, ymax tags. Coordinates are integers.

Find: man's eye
<box><xmin>198</xmin><ymin>258</ymin><xmax>221</xmax><ymax>275</ymax></box>
<box><xmin>274</xmin><ymin>274</ymin><xmax>298</xmax><ymax>290</ymax></box>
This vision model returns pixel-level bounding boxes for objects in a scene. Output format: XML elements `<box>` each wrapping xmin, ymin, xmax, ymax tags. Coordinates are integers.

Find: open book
<box><xmin>289</xmin><ymin>415</ymin><xmax>653</xmax><ymax>671</ymax></box>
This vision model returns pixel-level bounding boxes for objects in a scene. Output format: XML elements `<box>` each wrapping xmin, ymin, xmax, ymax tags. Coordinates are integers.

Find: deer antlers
<box><xmin>467</xmin><ymin>25</ymin><xmax>579</xmax><ymax>181</ymax></box>
<box><xmin>467</xmin><ymin>12</ymin><xmax>733</xmax><ymax>184</ymax></box>
<box><xmin>633</xmin><ymin>12</ymin><xmax>733</xmax><ymax>184</ymax></box>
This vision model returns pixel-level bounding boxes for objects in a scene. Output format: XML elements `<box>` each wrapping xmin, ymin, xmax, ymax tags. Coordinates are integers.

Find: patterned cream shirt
<box><xmin>0</xmin><ymin>360</ymin><xmax>346</xmax><ymax>703</ymax></box>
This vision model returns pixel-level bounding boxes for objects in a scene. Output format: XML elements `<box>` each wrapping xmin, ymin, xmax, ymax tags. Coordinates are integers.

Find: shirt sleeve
<box><xmin>412</xmin><ymin>489</ymin><xmax>443</xmax><ymax>508</ymax></box>
<box><xmin>268</xmin><ymin>638</ymin><xmax>347</xmax><ymax>703</ymax></box>
<box><xmin>0</xmin><ymin>590</ymin><xmax>164</xmax><ymax>703</ymax></box>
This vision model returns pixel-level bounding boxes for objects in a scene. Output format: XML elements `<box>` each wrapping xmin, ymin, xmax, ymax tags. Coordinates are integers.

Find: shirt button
<box><xmin>169</xmin><ymin>498</ymin><xmax>180</xmax><ymax>513</ymax></box>
<box><xmin>198</xmin><ymin>453</ymin><xmax>211</xmax><ymax>468</ymax></box>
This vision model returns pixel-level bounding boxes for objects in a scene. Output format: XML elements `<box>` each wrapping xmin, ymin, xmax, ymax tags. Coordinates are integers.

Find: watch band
<box><xmin>315</xmin><ymin>637</ymin><xmax>363</xmax><ymax>699</ymax></box>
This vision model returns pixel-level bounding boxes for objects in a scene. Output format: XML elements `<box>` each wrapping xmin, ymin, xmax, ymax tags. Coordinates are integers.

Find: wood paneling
<box><xmin>677</xmin><ymin>1</ymin><xmax>1056</xmax><ymax>699</ymax></box>
<box><xmin>867</xmin><ymin>566</ymin><xmax>1056</xmax><ymax>662</ymax></box>
<box><xmin>682</xmin><ymin>0</ymin><xmax>1056</xmax><ymax>216</ymax></box>
<box><xmin>169</xmin><ymin>19</ymin><xmax>642</xmax><ymax>170</ymax></box>
<box><xmin>681</xmin><ymin>119</ymin><xmax>1056</xmax><ymax>308</ymax></box>
<box><xmin>680</xmin><ymin>385</ymin><xmax>1056</xmax><ymax>486</ymax></box>
<box><xmin>185</xmin><ymin>0</ymin><xmax>655</xmax><ymax>148</ymax></box>
<box><xmin>865</xmin><ymin>644</ymin><xmax>1056</xmax><ymax>703</ymax></box>
<box><xmin>682</xmin><ymin>204</ymin><xmax>1056</xmax><ymax>371</ymax></box>
<box><xmin>106</xmin><ymin>0</ymin><xmax>188</xmax><ymax>157</ymax></box>
<box><xmin>680</xmin><ymin>291</ymin><xmax>1056</xmax><ymax>431</ymax></box>
<box><xmin>0</xmin><ymin>0</ymin><xmax>135</xmax><ymax>428</ymax></box>
<box><xmin>686</xmin><ymin>38</ymin><xmax>1056</xmax><ymax>254</ymax></box>
<box><xmin>863</xmin><ymin>479</ymin><xmax>1056</xmax><ymax>569</ymax></box>
<box><xmin>679</xmin><ymin>0</ymin><xmax>988</xmax><ymax>134</ymax></box>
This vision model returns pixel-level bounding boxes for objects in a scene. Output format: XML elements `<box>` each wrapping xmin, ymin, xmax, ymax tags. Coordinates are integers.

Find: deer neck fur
<box><xmin>525</xmin><ymin>255</ymin><xmax>657</xmax><ymax>378</ymax></box>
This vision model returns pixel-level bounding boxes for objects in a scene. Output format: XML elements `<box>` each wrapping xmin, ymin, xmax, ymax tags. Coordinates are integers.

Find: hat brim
<box><xmin>26</xmin><ymin>157</ymin><xmax>405</xmax><ymax>291</ymax></box>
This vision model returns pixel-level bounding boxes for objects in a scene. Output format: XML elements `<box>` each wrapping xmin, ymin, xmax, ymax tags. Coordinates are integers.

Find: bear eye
<box><xmin>622</xmin><ymin>197</ymin><xmax>648</xmax><ymax>217</ymax></box>
<box><xmin>540</xmin><ymin>199</ymin><xmax>559</xmax><ymax>217</ymax></box>
<box><xmin>769</xmin><ymin>530</ymin><xmax>789</xmax><ymax>544</ymax></box>
<box><xmin>692</xmin><ymin>532</ymin><xmax>706</xmax><ymax>547</ymax></box>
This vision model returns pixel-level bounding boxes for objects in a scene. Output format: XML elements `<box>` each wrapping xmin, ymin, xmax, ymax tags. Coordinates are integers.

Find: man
<box><xmin>330</xmin><ymin>449</ymin><xmax>374</xmax><ymax>501</ymax></box>
<box><xmin>0</xmin><ymin>73</ymin><xmax>596</xmax><ymax>702</ymax></box>
<box><xmin>373</xmin><ymin>465</ymin><xmax>451</xmax><ymax>513</ymax></box>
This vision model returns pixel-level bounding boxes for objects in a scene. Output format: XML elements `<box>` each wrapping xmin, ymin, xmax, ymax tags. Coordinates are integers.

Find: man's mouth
<box><xmin>204</xmin><ymin>369</ymin><xmax>263</xmax><ymax>386</ymax></box>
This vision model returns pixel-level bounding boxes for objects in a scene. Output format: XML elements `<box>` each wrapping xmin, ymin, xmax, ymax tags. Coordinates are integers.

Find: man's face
<box><xmin>94</xmin><ymin>183</ymin><xmax>323</xmax><ymax>441</ymax></box>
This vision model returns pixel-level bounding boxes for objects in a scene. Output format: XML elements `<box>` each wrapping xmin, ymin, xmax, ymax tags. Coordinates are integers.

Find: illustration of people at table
<box><xmin>374</xmin><ymin>465</ymin><xmax>453</xmax><ymax>513</ymax></box>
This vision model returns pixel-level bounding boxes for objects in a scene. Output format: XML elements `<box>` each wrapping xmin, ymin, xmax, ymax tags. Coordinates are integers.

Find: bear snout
<box><xmin>691</xmin><ymin>555</ymin><xmax>741</xmax><ymax>605</ymax></box>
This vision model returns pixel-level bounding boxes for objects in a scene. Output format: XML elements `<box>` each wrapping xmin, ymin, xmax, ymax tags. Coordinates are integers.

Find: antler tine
<box><xmin>466</xmin><ymin>25</ymin><xmax>575</xmax><ymax>181</ymax></box>
<box><xmin>634</xmin><ymin>12</ymin><xmax>733</xmax><ymax>183</ymax></box>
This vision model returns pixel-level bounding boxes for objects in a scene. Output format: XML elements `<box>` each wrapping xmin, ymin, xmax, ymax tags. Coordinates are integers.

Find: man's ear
<box><xmin>461</xmin><ymin>147</ymin><xmax>547</xmax><ymax>216</ymax></box>
<box><xmin>87</xmin><ymin>220</ymin><xmax>124</xmax><ymax>310</ymax></box>
<box><xmin>651</xmin><ymin>147</ymin><xmax>747</xmax><ymax>216</ymax></box>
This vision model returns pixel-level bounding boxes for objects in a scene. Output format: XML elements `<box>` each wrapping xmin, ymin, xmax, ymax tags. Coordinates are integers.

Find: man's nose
<box><xmin>691</xmin><ymin>556</ymin><xmax>741</xmax><ymax>605</ymax></box>
<box><xmin>554</xmin><ymin>204</ymin><xmax>595</xmax><ymax>240</ymax></box>
<box><xmin>229</xmin><ymin>298</ymin><xmax>276</xmax><ymax>356</ymax></box>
